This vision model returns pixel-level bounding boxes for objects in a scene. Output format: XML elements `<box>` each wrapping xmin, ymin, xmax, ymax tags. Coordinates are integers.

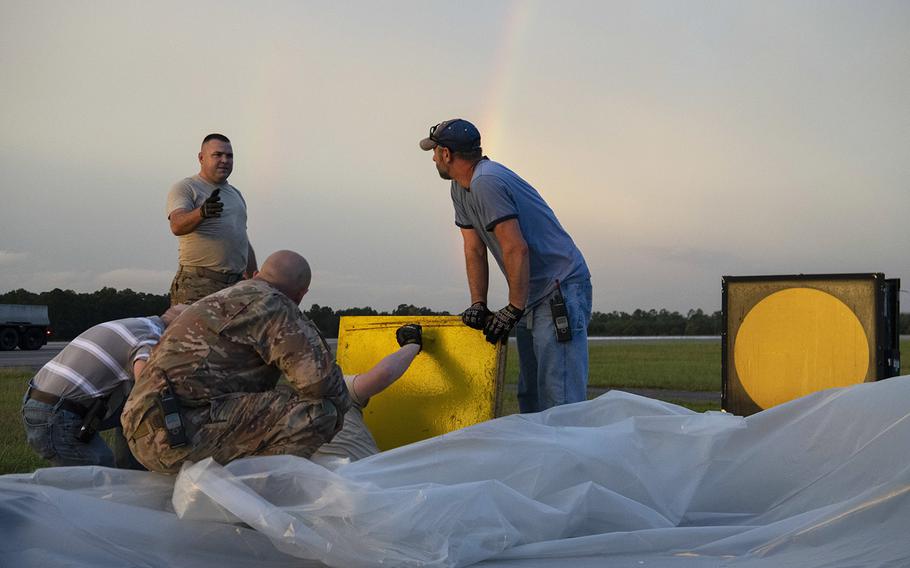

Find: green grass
<box><xmin>499</xmin><ymin>342</ymin><xmax>723</xmax><ymax>416</ymax></box>
<box><xmin>0</xmin><ymin>368</ymin><xmax>49</xmax><ymax>474</ymax></box>
<box><xmin>504</xmin><ymin>341</ymin><xmax>720</xmax><ymax>390</ymax></box>
<box><xmin>3</xmin><ymin>339</ymin><xmax>907</xmax><ymax>475</ymax></box>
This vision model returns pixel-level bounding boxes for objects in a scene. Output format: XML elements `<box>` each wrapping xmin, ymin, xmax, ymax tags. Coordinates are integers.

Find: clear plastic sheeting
<box><xmin>3</xmin><ymin>377</ymin><xmax>910</xmax><ymax>568</ymax></box>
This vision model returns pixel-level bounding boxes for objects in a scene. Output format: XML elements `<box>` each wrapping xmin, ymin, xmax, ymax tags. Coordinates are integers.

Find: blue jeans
<box><xmin>21</xmin><ymin>396</ymin><xmax>143</xmax><ymax>469</ymax></box>
<box><xmin>516</xmin><ymin>278</ymin><xmax>593</xmax><ymax>413</ymax></box>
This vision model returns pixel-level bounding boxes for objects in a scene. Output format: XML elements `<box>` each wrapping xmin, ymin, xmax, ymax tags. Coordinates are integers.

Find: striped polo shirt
<box><xmin>31</xmin><ymin>317</ymin><xmax>165</xmax><ymax>404</ymax></box>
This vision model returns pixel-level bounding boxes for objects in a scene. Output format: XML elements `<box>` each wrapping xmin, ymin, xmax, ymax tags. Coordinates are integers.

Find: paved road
<box><xmin>0</xmin><ymin>340</ymin><xmax>344</xmax><ymax>370</ymax></box>
<box><xmin>0</xmin><ymin>341</ymin><xmax>66</xmax><ymax>369</ymax></box>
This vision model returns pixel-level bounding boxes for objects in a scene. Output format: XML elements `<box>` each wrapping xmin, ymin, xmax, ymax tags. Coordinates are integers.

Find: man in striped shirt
<box><xmin>21</xmin><ymin>305</ymin><xmax>186</xmax><ymax>468</ymax></box>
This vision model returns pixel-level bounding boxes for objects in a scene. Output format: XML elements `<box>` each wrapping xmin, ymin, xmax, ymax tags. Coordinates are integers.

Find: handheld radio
<box><xmin>549</xmin><ymin>280</ymin><xmax>572</xmax><ymax>343</ymax></box>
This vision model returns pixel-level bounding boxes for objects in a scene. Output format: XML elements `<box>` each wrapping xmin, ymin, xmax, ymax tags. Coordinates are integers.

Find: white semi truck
<box><xmin>0</xmin><ymin>304</ymin><xmax>50</xmax><ymax>351</ymax></box>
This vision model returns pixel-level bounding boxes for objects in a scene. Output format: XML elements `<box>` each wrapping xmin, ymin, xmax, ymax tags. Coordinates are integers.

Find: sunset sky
<box><xmin>1</xmin><ymin>1</ymin><xmax>907</xmax><ymax>313</ymax></box>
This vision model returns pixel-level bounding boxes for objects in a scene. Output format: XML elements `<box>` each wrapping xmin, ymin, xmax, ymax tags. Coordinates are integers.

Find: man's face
<box><xmin>198</xmin><ymin>140</ymin><xmax>234</xmax><ymax>184</ymax></box>
<box><xmin>433</xmin><ymin>146</ymin><xmax>452</xmax><ymax>180</ymax></box>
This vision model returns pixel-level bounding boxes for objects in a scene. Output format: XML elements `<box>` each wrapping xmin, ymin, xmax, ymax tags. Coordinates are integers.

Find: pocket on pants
<box><xmin>50</xmin><ymin>410</ymin><xmax>106</xmax><ymax>466</ymax></box>
<box><xmin>564</xmin><ymin>280</ymin><xmax>593</xmax><ymax>333</ymax></box>
<box><xmin>21</xmin><ymin>407</ymin><xmax>55</xmax><ymax>460</ymax></box>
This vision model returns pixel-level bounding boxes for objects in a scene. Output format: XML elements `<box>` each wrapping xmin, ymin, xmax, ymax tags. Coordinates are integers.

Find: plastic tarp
<box><xmin>3</xmin><ymin>376</ymin><xmax>910</xmax><ymax>568</ymax></box>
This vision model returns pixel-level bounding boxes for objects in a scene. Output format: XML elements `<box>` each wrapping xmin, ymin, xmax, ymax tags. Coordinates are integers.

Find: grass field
<box><xmin>1</xmin><ymin>368</ymin><xmax>49</xmax><ymax>474</ymax></box>
<box><xmin>2</xmin><ymin>340</ymin><xmax>907</xmax><ymax>475</ymax></box>
<box><xmin>504</xmin><ymin>340</ymin><xmax>722</xmax><ymax>391</ymax></box>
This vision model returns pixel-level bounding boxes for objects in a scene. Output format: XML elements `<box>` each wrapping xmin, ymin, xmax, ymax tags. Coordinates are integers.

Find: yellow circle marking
<box><xmin>734</xmin><ymin>287</ymin><xmax>869</xmax><ymax>409</ymax></box>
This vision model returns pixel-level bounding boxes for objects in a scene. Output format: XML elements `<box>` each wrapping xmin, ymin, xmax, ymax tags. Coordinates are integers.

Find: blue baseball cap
<box><xmin>419</xmin><ymin>119</ymin><xmax>481</xmax><ymax>152</ymax></box>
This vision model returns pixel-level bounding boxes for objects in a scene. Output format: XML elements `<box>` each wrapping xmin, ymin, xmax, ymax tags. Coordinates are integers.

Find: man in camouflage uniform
<box><xmin>123</xmin><ymin>250</ymin><xmax>350</xmax><ymax>474</ymax></box>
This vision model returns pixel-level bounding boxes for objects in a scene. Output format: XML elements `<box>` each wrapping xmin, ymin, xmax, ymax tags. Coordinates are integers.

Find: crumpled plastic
<box><xmin>3</xmin><ymin>376</ymin><xmax>910</xmax><ymax>567</ymax></box>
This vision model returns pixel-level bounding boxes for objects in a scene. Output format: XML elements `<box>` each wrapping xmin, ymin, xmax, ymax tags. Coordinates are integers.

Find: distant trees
<box><xmin>304</xmin><ymin>304</ymin><xmax>450</xmax><ymax>338</ymax></box>
<box><xmin>0</xmin><ymin>288</ymin><xmax>168</xmax><ymax>340</ymax></box>
<box><xmin>0</xmin><ymin>289</ymin><xmax>451</xmax><ymax>340</ymax></box>
<box><xmin>587</xmin><ymin>309</ymin><xmax>722</xmax><ymax>337</ymax></box>
<box><xmin>3</xmin><ymin>287</ymin><xmax>905</xmax><ymax>340</ymax></box>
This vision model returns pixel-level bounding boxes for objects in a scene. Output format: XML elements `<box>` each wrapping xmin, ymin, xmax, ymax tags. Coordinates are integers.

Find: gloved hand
<box><xmin>396</xmin><ymin>324</ymin><xmax>422</xmax><ymax>351</ymax></box>
<box><xmin>200</xmin><ymin>188</ymin><xmax>223</xmax><ymax>218</ymax></box>
<box><xmin>483</xmin><ymin>304</ymin><xmax>523</xmax><ymax>344</ymax></box>
<box><xmin>462</xmin><ymin>301</ymin><xmax>493</xmax><ymax>330</ymax></box>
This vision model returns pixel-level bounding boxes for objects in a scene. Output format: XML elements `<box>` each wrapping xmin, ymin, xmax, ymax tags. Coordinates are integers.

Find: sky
<box><xmin>1</xmin><ymin>1</ymin><xmax>908</xmax><ymax>314</ymax></box>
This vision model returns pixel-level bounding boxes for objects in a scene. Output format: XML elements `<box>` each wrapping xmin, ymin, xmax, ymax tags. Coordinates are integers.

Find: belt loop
<box><xmin>23</xmin><ymin>384</ymin><xmax>33</xmax><ymax>405</ymax></box>
<box><xmin>52</xmin><ymin>396</ymin><xmax>66</xmax><ymax>413</ymax></box>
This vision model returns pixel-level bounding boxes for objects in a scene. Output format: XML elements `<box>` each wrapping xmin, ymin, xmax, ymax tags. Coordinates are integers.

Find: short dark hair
<box><xmin>453</xmin><ymin>147</ymin><xmax>483</xmax><ymax>162</ymax></box>
<box><xmin>201</xmin><ymin>133</ymin><xmax>231</xmax><ymax>148</ymax></box>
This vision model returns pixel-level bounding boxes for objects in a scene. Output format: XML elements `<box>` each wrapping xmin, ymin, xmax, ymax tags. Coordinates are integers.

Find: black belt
<box><xmin>27</xmin><ymin>388</ymin><xmax>92</xmax><ymax>418</ymax></box>
<box><xmin>180</xmin><ymin>265</ymin><xmax>243</xmax><ymax>284</ymax></box>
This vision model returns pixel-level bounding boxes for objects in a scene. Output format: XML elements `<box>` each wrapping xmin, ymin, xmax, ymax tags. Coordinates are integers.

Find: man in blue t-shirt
<box><xmin>419</xmin><ymin>118</ymin><xmax>593</xmax><ymax>413</ymax></box>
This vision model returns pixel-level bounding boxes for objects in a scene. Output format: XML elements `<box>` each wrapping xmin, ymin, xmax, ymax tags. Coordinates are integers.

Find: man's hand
<box><xmin>462</xmin><ymin>301</ymin><xmax>492</xmax><ymax>330</ymax></box>
<box><xmin>200</xmin><ymin>188</ymin><xmax>223</xmax><ymax>218</ymax></box>
<box><xmin>483</xmin><ymin>304</ymin><xmax>523</xmax><ymax>344</ymax></box>
<box><xmin>396</xmin><ymin>324</ymin><xmax>422</xmax><ymax>351</ymax></box>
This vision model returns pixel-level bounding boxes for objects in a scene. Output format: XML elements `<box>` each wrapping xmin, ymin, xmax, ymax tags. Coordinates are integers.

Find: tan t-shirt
<box><xmin>312</xmin><ymin>374</ymin><xmax>380</xmax><ymax>462</ymax></box>
<box><xmin>167</xmin><ymin>175</ymin><xmax>249</xmax><ymax>273</ymax></box>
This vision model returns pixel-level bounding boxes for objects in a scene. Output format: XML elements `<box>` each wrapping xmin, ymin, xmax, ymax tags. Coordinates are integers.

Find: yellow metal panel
<box><xmin>734</xmin><ymin>287</ymin><xmax>870</xmax><ymax>409</ymax></box>
<box><xmin>336</xmin><ymin>315</ymin><xmax>506</xmax><ymax>451</ymax></box>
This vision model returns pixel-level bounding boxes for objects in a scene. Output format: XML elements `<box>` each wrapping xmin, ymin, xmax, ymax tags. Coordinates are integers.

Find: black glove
<box><xmin>483</xmin><ymin>304</ymin><xmax>524</xmax><ymax>344</ymax></box>
<box><xmin>200</xmin><ymin>188</ymin><xmax>223</xmax><ymax>218</ymax></box>
<box><xmin>396</xmin><ymin>324</ymin><xmax>422</xmax><ymax>351</ymax></box>
<box><xmin>462</xmin><ymin>301</ymin><xmax>493</xmax><ymax>330</ymax></box>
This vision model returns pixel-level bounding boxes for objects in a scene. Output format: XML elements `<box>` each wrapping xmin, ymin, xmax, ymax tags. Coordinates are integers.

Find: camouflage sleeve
<box><xmin>254</xmin><ymin>301</ymin><xmax>351</xmax><ymax>414</ymax></box>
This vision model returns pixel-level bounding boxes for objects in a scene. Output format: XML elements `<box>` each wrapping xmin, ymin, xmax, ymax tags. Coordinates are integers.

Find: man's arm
<box><xmin>490</xmin><ymin>218</ymin><xmax>530</xmax><ymax>309</ymax></box>
<box><xmin>245</xmin><ymin>243</ymin><xmax>258</xmax><ymax>278</ymax></box>
<box><xmin>168</xmin><ymin>189</ymin><xmax>222</xmax><ymax>236</ymax></box>
<box><xmin>461</xmin><ymin>228</ymin><xmax>490</xmax><ymax>304</ymax></box>
<box><xmin>132</xmin><ymin>359</ymin><xmax>147</xmax><ymax>380</ymax></box>
<box><xmin>168</xmin><ymin>208</ymin><xmax>204</xmax><ymax>236</ymax></box>
<box><xmin>350</xmin><ymin>344</ymin><xmax>420</xmax><ymax>401</ymax></box>
<box><xmin>257</xmin><ymin>308</ymin><xmax>351</xmax><ymax>413</ymax></box>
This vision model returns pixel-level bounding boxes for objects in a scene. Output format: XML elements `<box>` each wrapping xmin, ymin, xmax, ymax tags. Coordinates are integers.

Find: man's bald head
<box><xmin>255</xmin><ymin>250</ymin><xmax>312</xmax><ymax>304</ymax></box>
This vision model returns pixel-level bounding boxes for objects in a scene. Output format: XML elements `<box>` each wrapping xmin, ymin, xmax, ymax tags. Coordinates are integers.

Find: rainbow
<box><xmin>479</xmin><ymin>1</ymin><xmax>535</xmax><ymax>152</ymax></box>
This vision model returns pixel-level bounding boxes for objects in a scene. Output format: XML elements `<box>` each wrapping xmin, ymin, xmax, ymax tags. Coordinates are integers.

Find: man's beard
<box><xmin>436</xmin><ymin>165</ymin><xmax>451</xmax><ymax>180</ymax></box>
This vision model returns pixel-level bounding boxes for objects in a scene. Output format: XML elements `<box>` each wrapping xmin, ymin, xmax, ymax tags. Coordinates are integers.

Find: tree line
<box><xmin>2</xmin><ymin>287</ymin><xmax>908</xmax><ymax>340</ymax></box>
<box><xmin>0</xmin><ymin>288</ymin><xmax>452</xmax><ymax>340</ymax></box>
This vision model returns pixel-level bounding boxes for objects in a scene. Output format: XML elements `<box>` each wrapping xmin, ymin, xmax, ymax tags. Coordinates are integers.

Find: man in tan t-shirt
<box><xmin>167</xmin><ymin>133</ymin><xmax>258</xmax><ymax>305</ymax></box>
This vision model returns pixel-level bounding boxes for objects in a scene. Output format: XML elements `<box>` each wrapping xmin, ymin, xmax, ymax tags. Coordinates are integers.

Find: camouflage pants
<box><xmin>128</xmin><ymin>385</ymin><xmax>340</xmax><ymax>474</ymax></box>
<box><xmin>169</xmin><ymin>266</ymin><xmax>241</xmax><ymax>306</ymax></box>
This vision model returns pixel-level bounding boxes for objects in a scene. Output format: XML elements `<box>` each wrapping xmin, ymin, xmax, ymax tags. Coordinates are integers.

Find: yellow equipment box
<box><xmin>336</xmin><ymin>315</ymin><xmax>507</xmax><ymax>451</ymax></box>
<box><xmin>722</xmin><ymin>273</ymin><xmax>901</xmax><ymax>416</ymax></box>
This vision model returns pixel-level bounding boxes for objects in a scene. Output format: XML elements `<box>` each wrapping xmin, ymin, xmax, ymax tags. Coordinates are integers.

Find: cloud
<box><xmin>0</xmin><ymin>250</ymin><xmax>29</xmax><ymax>265</ymax></box>
<box><xmin>0</xmin><ymin>268</ymin><xmax>173</xmax><ymax>295</ymax></box>
<box><xmin>0</xmin><ymin>270</ymin><xmax>95</xmax><ymax>292</ymax></box>
<box><xmin>308</xmin><ymin>269</ymin><xmax>469</xmax><ymax>312</ymax></box>
<box><xmin>634</xmin><ymin>246</ymin><xmax>746</xmax><ymax>268</ymax></box>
